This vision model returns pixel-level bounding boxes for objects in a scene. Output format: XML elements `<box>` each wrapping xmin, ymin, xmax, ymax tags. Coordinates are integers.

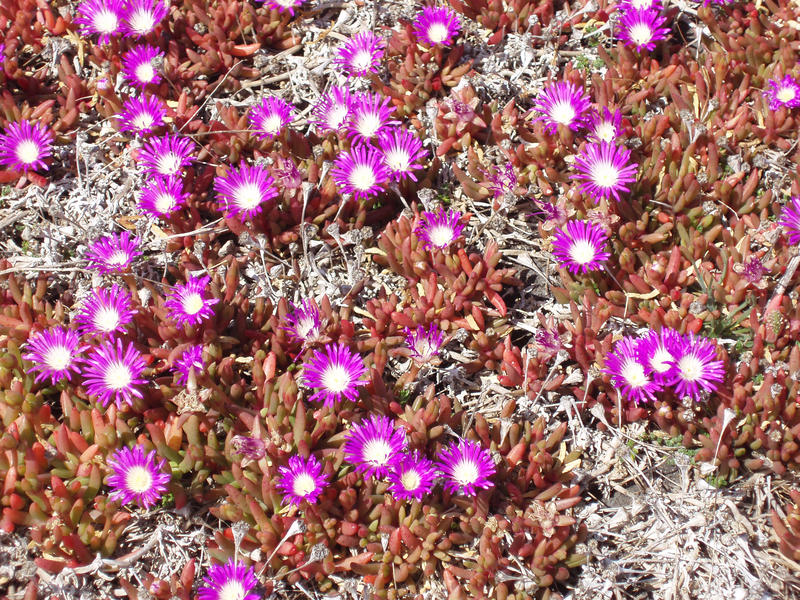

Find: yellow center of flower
<box><xmin>45</xmin><ymin>345</ymin><xmax>72</xmax><ymax>371</ymax></box>
<box><xmin>621</xmin><ymin>358</ymin><xmax>648</xmax><ymax>388</ymax></box>
<box><xmin>233</xmin><ymin>182</ymin><xmax>264</xmax><ymax>210</ymax></box>
<box><xmin>292</xmin><ymin>472</ymin><xmax>317</xmax><ymax>497</ymax></box>
<box><xmin>594</xmin><ymin>121</ymin><xmax>616</xmax><ymax>142</ymax></box>
<box><xmin>182</xmin><ymin>293</ymin><xmax>204</xmax><ymax>315</ymax></box>
<box><xmin>154</xmin><ymin>192</ymin><xmax>176</xmax><ymax>213</ymax></box>
<box><xmin>321</xmin><ymin>364</ymin><xmax>350</xmax><ymax>393</ymax></box>
<box><xmin>16</xmin><ymin>140</ymin><xmax>40</xmax><ymax>165</ymax></box>
<box><xmin>93</xmin><ymin>10</ymin><xmax>119</xmax><ymax>33</ymax></box>
<box><xmin>777</xmin><ymin>86</ymin><xmax>796</xmax><ymax>103</ymax></box>
<box><xmin>677</xmin><ymin>354</ymin><xmax>703</xmax><ymax>382</ymax></box>
<box><xmin>427</xmin><ymin>225</ymin><xmax>453</xmax><ymax>248</ymax></box>
<box><xmin>128</xmin><ymin>9</ymin><xmax>155</xmax><ymax>35</ymax></box>
<box><xmin>132</xmin><ymin>112</ymin><xmax>155</xmax><ymax>132</ymax></box>
<box><xmin>157</xmin><ymin>153</ymin><xmax>181</xmax><ymax>176</ymax></box>
<box><xmin>356</xmin><ymin>113</ymin><xmax>381</xmax><ymax>138</ymax></box>
<box><xmin>549</xmin><ymin>101</ymin><xmax>576</xmax><ymax>125</ymax></box>
<box><xmin>95</xmin><ymin>306</ymin><xmax>121</xmax><ymax>332</ymax></box>
<box><xmin>135</xmin><ymin>62</ymin><xmax>156</xmax><ymax>83</ymax></box>
<box><xmin>400</xmin><ymin>469</ymin><xmax>421</xmax><ymax>491</ymax></box>
<box><xmin>628</xmin><ymin>23</ymin><xmax>653</xmax><ymax>47</ymax></box>
<box><xmin>568</xmin><ymin>239</ymin><xmax>596</xmax><ymax>265</ymax></box>
<box><xmin>105</xmin><ymin>361</ymin><xmax>132</xmax><ymax>390</ymax></box>
<box><xmin>351</xmin><ymin>50</ymin><xmax>373</xmax><ymax>72</ymax></box>
<box><xmin>261</xmin><ymin>113</ymin><xmax>283</xmax><ymax>135</ymax></box>
<box><xmin>362</xmin><ymin>439</ymin><xmax>393</xmax><ymax>466</ymax></box>
<box><xmin>452</xmin><ymin>459</ymin><xmax>479</xmax><ymax>485</ymax></box>
<box><xmin>108</xmin><ymin>250</ymin><xmax>130</xmax><ymax>267</ymax></box>
<box><xmin>427</xmin><ymin>23</ymin><xmax>449</xmax><ymax>44</ymax></box>
<box><xmin>349</xmin><ymin>164</ymin><xmax>376</xmax><ymax>191</ymax></box>
<box><xmin>217</xmin><ymin>580</ymin><xmax>247</xmax><ymax>600</ymax></box>
<box><xmin>125</xmin><ymin>465</ymin><xmax>153</xmax><ymax>493</ymax></box>
<box><xmin>384</xmin><ymin>148</ymin><xmax>410</xmax><ymax>172</ymax></box>
<box><xmin>591</xmin><ymin>160</ymin><xmax>620</xmax><ymax>188</ymax></box>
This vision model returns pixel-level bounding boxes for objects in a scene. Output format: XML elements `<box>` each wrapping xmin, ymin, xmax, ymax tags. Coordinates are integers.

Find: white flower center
<box><xmin>400</xmin><ymin>469</ymin><xmax>421</xmax><ymax>491</ymax></box>
<box><xmin>629</xmin><ymin>23</ymin><xmax>653</xmax><ymax>46</ymax></box>
<box><xmin>427</xmin><ymin>23</ymin><xmax>449</xmax><ymax>44</ymax></box>
<box><xmin>128</xmin><ymin>9</ymin><xmax>156</xmax><ymax>35</ymax></box>
<box><xmin>355</xmin><ymin>113</ymin><xmax>381</xmax><ymax>138</ymax></box>
<box><xmin>568</xmin><ymin>239</ymin><xmax>596</xmax><ymax>265</ymax></box>
<box><xmin>452</xmin><ymin>459</ymin><xmax>479</xmax><ymax>485</ymax></box>
<box><xmin>154</xmin><ymin>192</ymin><xmax>176</xmax><ymax>213</ymax></box>
<box><xmin>621</xmin><ymin>358</ymin><xmax>649</xmax><ymax>388</ymax></box>
<box><xmin>777</xmin><ymin>86</ymin><xmax>796</xmax><ymax>103</ymax></box>
<box><xmin>292</xmin><ymin>472</ymin><xmax>317</xmax><ymax>497</ymax></box>
<box><xmin>321</xmin><ymin>364</ymin><xmax>350</xmax><ymax>393</ymax></box>
<box><xmin>95</xmin><ymin>306</ymin><xmax>121</xmax><ymax>332</ymax></box>
<box><xmin>549</xmin><ymin>101</ymin><xmax>576</xmax><ymax>125</ymax></box>
<box><xmin>261</xmin><ymin>113</ymin><xmax>283</xmax><ymax>134</ymax></box>
<box><xmin>15</xmin><ymin>140</ymin><xmax>41</xmax><ymax>165</ymax></box>
<box><xmin>108</xmin><ymin>250</ymin><xmax>130</xmax><ymax>267</ymax></box>
<box><xmin>295</xmin><ymin>316</ymin><xmax>316</xmax><ymax>339</ymax></box>
<box><xmin>135</xmin><ymin>62</ymin><xmax>155</xmax><ymax>83</ymax></box>
<box><xmin>93</xmin><ymin>9</ymin><xmax>119</xmax><ymax>33</ymax></box>
<box><xmin>233</xmin><ymin>182</ymin><xmax>264</xmax><ymax>210</ymax></box>
<box><xmin>349</xmin><ymin>164</ymin><xmax>377</xmax><ymax>191</ymax></box>
<box><xmin>45</xmin><ymin>345</ymin><xmax>72</xmax><ymax>371</ymax></box>
<box><xmin>132</xmin><ymin>111</ymin><xmax>155</xmax><ymax>131</ymax></box>
<box><xmin>362</xmin><ymin>438</ymin><xmax>393</xmax><ymax>466</ymax></box>
<box><xmin>427</xmin><ymin>225</ymin><xmax>454</xmax><ymax>248</ymax></box>
<box><xmin>105</xmin><ymin>361</ymin><xmax>132</xmax><ymax>390</ymax></box>
<box><xmin>631</xmin><ymin>0</ymin><xmax>651</xmax><ymax>7</ymax></box>
<box><xmin>351</xmin><ymin>50</ymin><xmax>373</xmax><ymax>72</ymax></box>
<box><xmin>326</xmin><ymin>104</ymin><xmax>349</xmax><ymax>129</ymax></box>
<box><xmin>677</xmin><ymin>354</ymin><xmax>703</xmax><ymax>382</ymax></box>
<box><xmin>594</xmin><ymin>121</ymin><xmax>616</xmax><ymax>142</ymax></box>
<box><xmin>156</xmin><ymin>152</ymin><xmax>181</xmax><ymax>175</ymax></box>
<box><xmin>125</xmin><ymin>465</ymin><xmax>153</xmax><ymax>493</ymax></box>
<box><xmin>275</xmin><ymin>0</ymin><xmax>295</xmax><ymax>6</ymax></box>
<box><xmin>650</xmin><ymin>347</ymin><xmax>673</xmax><ymax>373</ymax></box>
<box><xmin>182</xmin><ymin>293</ymin><xmax>204</xmax><ymax>315</ymax></box>
<box><xmin>384</xmin><ymin>148</ymin><xmax>411</xmax><ymax>172</ymax></box>
<box><xmin>217</xmin><ymin>580</ymin><xmax>246</xmax><ymax>600</ymax></box>
<box><xmin>591</xmin><ymin>160</ymin><xmax>620</xmax><ymax>188</ymax></box>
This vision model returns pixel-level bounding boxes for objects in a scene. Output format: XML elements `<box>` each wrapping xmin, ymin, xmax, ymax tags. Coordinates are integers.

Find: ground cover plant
<box><xmin>1</xmin><ymin>0</ymin><xmax>800</xmax><ymax>598</ymax></box>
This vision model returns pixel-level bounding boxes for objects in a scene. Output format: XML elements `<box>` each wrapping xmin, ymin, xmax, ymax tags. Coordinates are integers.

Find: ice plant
<box><xmin>587</xmin><ymin>107</ymin><xmax>623</xmax><ymax>143</ymax></box>
<box><xmin>138</xmin><ymin>134</ymin><xmax>195</xmax><ymax>178</ymax></box>
<box><xmin>84</xmin><ymin>231</ymin><xmax>142</xmax><ymax>274</ymax></box>
<box><xmin>551</xmin><ymin>219</ymin><xmax>610</xmax><ymax>274</ymax></box>
<box><xmin>174</xmin><ymin>344</ymin><xmax>203</xmax><ymax>385</ymax></box>
<box><xmin>604</xmin><ymin>336</ymin><xmax>661</xmax><ymax>403</ymax></box>
<box><xmin>74</xmin><ymin>285</ymin><xmax>136</xmax><ymax>337</ymax></box>
<box><xmin>283</xmin><ymin>299</ymin><xmax>324</xmax><ymax>345</ymax></box>
<box><xmin>378</xmin><ymin>128</ymin><xmax>427</xmax><ymax>182</ymax></box>
<box><xmin>405</xmin><ymin>323</ymin><xmax>445</xmax><ymax>363</ymax></box>
<box><xmin>82</xmin><ymin>338</ymin><xmax>148</xmax><ymax>409</ymax></box>
<box><xmin>138</xmin><ymin>176</ymin><xmax>188</xmax><ymax>217</ymax></box>
<box><xmin>117</xmin><ymin>94</ymin><xmax>167</xmax><ymax>135</ymax></box>
<box><xmin>122</xmin><ymin>0</ymin><xmax>169</xmax><ymax>37</ymax></box>
<box><xmin>436</xmin><ymin>439</ymin><xmax>495</xmax><ymax>496</ymax></box>
<box><xmin>272</xmin><ymin>156</ymin><xmax>303</xmax><ymax>189</ymax></box>
<box><xmin>619</xmin><ymin>0</ymin><xmax>661</xmax><ymax>8</ymax></box>
<box><xmin>334</xmin><ymin>31</ymin><xmax>386</xmax><ymax>77</ymax></box>
<box><xmin>277</xmin><ymin>454</ymin><xmax>330</xmax><ymax>506</ymax></box>
<box><xmin>618</xmin><ymin>8</ymin><xmax>670</xmax><ymax>52</ymax></box>
<box><xmin>121</xmin><ymin>45</ymin><xmax>163</xmax><ymax>88</ymax></box>
<box><xmin>164</xmin><ymin>275</ymin><xmax>218</xmax><ymax>327</ymax></box>
<box><xmin>0</xmin><ymin>120</ymin><xmax>54</xmax><ymax>172</ymax></box>
<box><xmin>215</xmin><ymin>163</ymin><xmax>279</xmax><ymax>221</ymax></box>
<box><xmin>231</xmin><ymin>436</ymin><xmax>267</xmax><ymax>461</ymax></box>
<box><xmin>23</xmin><ymin>327</ymin><xmax>85</xmax><ymax>385</ymax></box>
<box><xmin>488</xmin><ymin>162</ymin><xmax>518</xmax><ymax>200</ymax></box>
<box><xmin>572</xmin><ymin>140</ymin><xmax>638</xmax><ymax>202</ymax></box>
<box><xmin>74</xmin><ymin>0</ymin><xmax>125</xmax><ymax>44</ymax></box>
<box><xmin>310</xmin><ymin>86</ymin><xmax>352</xmax><ymax>134</ymax></box>
<box><xmin>779</xmin><ymin>197</ymin><xmax>800</xmax><ymax>244</ymax></box>
<box><xmin>387</xmin><ymin>452</ymin><xmax>438</xmax><ymax>501</ymax></box>
<box><xmin>346</xmin><ymin>92</ymin><xmax>398</xmax><ymax>143</ymax></box>
<box><xmin>342</xmin><ymin>414</ymin><xmax>407</xmax><ymax>479</ymax></box>
<box><xmin>766</xmin><ymin>75</ymin><xmax>800</xmax><ymax>110</ymax></box>
<box><xmin>262</xmin><ymin>0</ymin><xmax>304</xmax><ymax>15</ymax></box>
<box><xmin>330</xmin><ymin>144</ymin><xmax>390</xmax><ymax>200</ymax></box>
<box><xmin>413</xmin><ymin>5</ymin><xmax>461</xmax><ymax>46</ymax></box>
<box><xmin>533</xmin><ymin>81</ymin><xmax>591</xmax><ymax>134</ymax></box>
<box><xmin>667</xmin><ymin>333</ymin><xmax>725</xmax><ymax>401</ymax></box>
<box><xmin>415</xmin><ymin>208</ymin><xmax>465</xmax><ymax>250</ymax></box>
<box><xmin>638</xmin><ymin>327</ymin><xmax>682</xmax><ymax>385</ymax></box>
<box><xmin>107</xmin><ymin>445</ymin><xmax>170</xmax><ymax>508</ymax></box>
<box><xmin>198</xmin><ymin>559</ymin><xmax>259</xmax><ymax>600</ymax></box>
<box><xmin>302</xmin><ymin>343</ymin><xmax>368</xmax><ymax>407</ymax></box>
<box><xmin>248</xmin><ymin>96</ymin><xmax>294</xmax><ymax>141</ymax></box>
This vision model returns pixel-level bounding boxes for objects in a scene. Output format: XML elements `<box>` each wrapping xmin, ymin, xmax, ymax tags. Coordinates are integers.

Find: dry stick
<box><xmin>178</xmin><ymin>60</ymin><xmax>245</xmax><ymax>133</ymax></box>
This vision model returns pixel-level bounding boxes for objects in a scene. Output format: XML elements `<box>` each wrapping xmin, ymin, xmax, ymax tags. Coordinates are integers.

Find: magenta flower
<box><xmin>74</xmin><ymin>285</ymin><xmax>136</xmax><ymax>337</ymax></box>
<box><xmin>302</xmin><ymin>343</ymin><xmax>368</xmax><ymax>407</ymax></box>
<box><xmin>334</xmin><ymin>31</ymin><xmax>385</xmax><ymax>77</ymax></box>
<box><xmin>766</xmin><ymin>75</ymin><xmax>800</xmax><ymax>111</ymax></box>
<box><xmin>413</xmin><ymin>5</ymin><xmax>461</xmax><ymax>46</ymax></box>
<box><xmin>342</xmin><ymin>414</ymin><xmax>407</xmax><ymax>479</ymax></box>
<box><xmin>572</xmin><ymin>140</ymin><xmax>638</xmax><ymax>202</ymax></box>
<box><xmin>117</xmin><ymin>94</ymin><xmax>167</xmax><ymax>135</ymax></box>
<box><xmin>587</xmin><ymin>107</ymin><xmax>623</xmax><ymax>143</ymax></box>
<box><xmin>488</xmin><ymin>162</ymin><xmax>518</xmax><ymax>200</ymax></box>
<box><xmin>262</xmin><ymin>0</ymin><xmax>304</xmax><ymax>15</ymax></box>
<box><xmin>138</xmin><ymin>134</ymin><xmax>194</xmax><ymax>178</ymax></box>
<box><xmin>311</xmin><ymin>86</ymin><xmax>352</xmax><ymax>134</ymax></box>
<box><xmin>638</xmin><ymin>327</ymin><xmax>683</xmax><ymax>385</ymax></box>
<box><xmin>436</xmin><ymin>439</ymin><xmax>495</xmax><ymax>497</ymax></box>
<box><xmin>84</xmin><ymin>231</ymin><xmax>142</xmax><ymax>274</ymax></box>
<box><xmin>0</xmin><ymin>120</ymin><xmax>54</xmax><ymax>172</ymax></box>
<box><xmin>533</xmin><ymin>81</ymin><xmax>591</xmax><ymax>134</ymax></box>
<box><xmin>231</xmin><ymin>435</ymin><xmax>267</xmax><ymax>461</ymax></box>
<box><xmin>164</xmin><ymin>275</ymin><xmax>218</xmax><ymax>327</ymax></box>
<box><xmin>215</xmin><ymin>163</ymin><xmax>279</xmax><ymax>221</ymax></box>
<box><xmin>272</xmin><ymin>156</ymin><xmax>303</xmax><ymax>189</ymax></box>
<box><xmin>74</xmin><ymin>0</ymin><xmax>125</xmax><ymax>44</ymax></box>
<box><xmin>198</xmin><ymin>560</ymin><xmax>259</xmax><ymax>600</ymax></box>
<box><xmin>415</xmin><ymin>208</ymin><xmax>465</xmax><ymax>250</ymax></box>
<box><xmin>121</xmin><ymin>45</ymin><xmax>163</xmax><ymax>88</ymax></box>
<box><xmin>666</xmin><ymin>333</ymin><xmax>725</xmax><ymax>400</ymax></box>
<box><xmin>330</xmin><ymin>144</ymin><xmax>390</xmax><ymax>200</ymax></box>
<box><xmin>551</xmin><ymin>220</ymin><xmax>610</xmax><ymax>274</ymax></box>
<box><xmin>405</xmin><ymin>323</ymin><xmax>445</xmax><ymax>363</ymax></box>
<box><xmin>122</xmin><ymin>0</ymin><xmax>169</xmax><ymax>37</ymax></box>
<box><xmin>174</xmin><ymin>344</ymin><xmax>203</xmax><ymax>385</ymax></box>
<box><xmin>619</xmin><ymin>0</ymin><xmax>661</xmax><ymax>8</ymax></box>
<box><xmin>82</xmin><ymin>338</ymin><xmax>148</xmax><ymax>409</ymax></box>
<box><xmin>23</xmin><ymin>328</ymin><xmax>86</xmax><ymax>385</ymax></box>
<box><xmin>277</xmin><ymin>454</ymin><xmax>330</xmax><ymax>506</ymax></box>
<box><xmin>604</xmin><ymin>336</ymin><xmax>661</xmax><ymax>403</ymax></box>
<box><xmin>346</xmin><ymin>92</ymin><xmax>398</xmax><ymax>143</ymax></box>
<box><xmin>283</xmin><ymin>299</ymin><xmax>324</xmax><ymax>345</ymax></box>
<box><xmin>107</xmin><ymin>445</ymin><xmax>170</xmax><ymax>508</ymax></box>
<box><xmin>779</xmin><ymin>196</ymin><xmax>800</xmax><ymax>244</ymax></box>
<box><xmin>619</xmin><ymin>8</ymin><xmax>670</xmax><ymax>52</ymax></box>
<box><xmin>249</xmin><ymin>97</ymin><xmax>294</xmax><ymax>141</ymax></box>
<box><xmin>138</xmin><ymin>176</ymin><xmax>188</xmax><ymax>217</ymax></box>
<box><xmin>387</xmin><ymin>452</ymin><xmax>438</xmax><ymax>501</ymax></box>
<box><xmin>378</xmin><ymin>128</ymin><xmax>427</xmax><ymax>182</ymax></box>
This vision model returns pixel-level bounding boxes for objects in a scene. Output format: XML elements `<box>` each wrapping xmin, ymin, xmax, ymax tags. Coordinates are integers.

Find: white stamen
<box><xmin>777</xmin><ymin>86</ymin><xmax>797</xmax><ymax>103</ymax></box>
<box><xmin>591</xmin><ymin>161</ymin><xmax>620</xmax><ymax>188</ymax></box>
<box><xmin>568</xmin><ymin>239</ymin><xmax>596</xmax><ymax>265</ymax></box>
<box><xmin>105</xmin><ymin>361</ymin><xmax>132</xmax><ymax>390</ymax></box>
<box><xmin>154</xmin><ymin>192</ymin><xmax>176</xmax><ymax>213</ymax></box>
<box><xmin>44</xmin><ymin>346</ymin><xmax>72</xmax><ymax>371</ymax></box>
<box><xmin>650</xmin><ymin>347</ymin><xmax>673</xmax><ymax>373</ymax></box>
<box><xmin>125</xmin><ymin>465</ymin><xmax>153</xmax><ymax>493</ymax></box>
<box><xmin>321</xmin><ymin>364</ymin><xmax>350</xmax><ymax>393</ymax></box>
<box><xmin>135</xmin><ymin>62</ymin><xmax>156</xmax><ymax>83</ymax></box>
<box><xmin>156</xmin><ymin>153</ymin><xmax>181</xmax><ymax>176</ymax></box>
<box><xmin>349</xmin><ymin>164</ymin><xmax>377</xmax><ymax>191</ymax></box>
<box><xmin>292</xmin><ymin>472</ymin><xmax>317</xmax><ymax>497</ymax></box>
<box><xmin>384</xmin><ymin>148</ymin><xmax>411</xmax><ymax>172</ymax></box>
<box><xmin>95</xmin><ymin>307</ymin><xmax>121</xmax><ymax>332</ymax></box>
<box><xmin>107</xmin><ymin>250</ymin><xmax>130</xmax><ymax>267</ymax></box>
<box><xmin>261</xmin><ymin>113</ymin><xmax>283</xmax><ymax>135</ymax></box>
<box><xmin>217</xmin><ymin>580</ymin><xmax>247</xmax><ymax>600</ymax></box>
<box><xmin>351</xmin><ymin>50</ymin><xmax>373</xmax><ymax>72</ymax></box>
<box><xmin>677</xmin><ymin>354</ymin><xmax>703</xmax><ymax>382</ymax></box>
<box><xmin>326</xmin><ymin>104</ymin><xmax>349</xmax><ymax>129</ymax></box>
<box><xmin>628</xmin><ymin>23</ymin><xmax>653</xmax><ymax>47</ymax></box>
<box><xmin>132</xmin><ymin>112</ymin><xmax>155</xmax><ymax>131</ymax></box>
<box><xmin>427</xmin><ymin>225</ymin><xmax>454</xmax><ymax>248</ymax></box>
<box><xmin>355</xmin><ymin>113</ymin><xmax>381</xmax><ymax>138</ymax></box>
<box><xmin>400</xmin><ymin>469</ymin><xmax>421</xmax><ymax>491</ymax></box>
<box><xmin>15</xmin><ymin>140</ymin><xmax>41</xmax><ymax>165</ymax></box>
<box><xmin>362</xmin><ymin>438</ymin><xmax>393</xmax><ymax>466</ymax></box>
<box><xmin>621</xmin><ymin>358</ymin><xmax>649</xmax><ymax>388</ymax></box>
<box><xmin>549</xmin><ymin>101</ymin><xmax>576</xmax><ymax>125</ymax></box>
<box><xmin>182</xmin><ymin>293</ymin><xmax>204</xmax><ymax>315</ymax></box>
<box><xmin>426</xmin><ymin>23</ymin><xmax>449</xmax><ymax>44</ymax></box>
<box><xmin>93</xmin><ymin>9</ymin><xmax>119</xmax><ymax>33</ymax></box>
<box><xmin>594</xmin><ymin>121</ymin><xmax>616</xmax><ymax>142</ymax></box>
<box><xmin>127</xmin><ymin>9</ymin><xmax>156</xmax><ymax>35</ymax></box>
<box><xmin>233</xmin><ymin>183</ymin><xmax>264</xmax><ymax>210</ymax></box>
<box><xmin>452</xmin><ymin>459</ymin><xmax>479</xmax><ymax>485</ymax></box>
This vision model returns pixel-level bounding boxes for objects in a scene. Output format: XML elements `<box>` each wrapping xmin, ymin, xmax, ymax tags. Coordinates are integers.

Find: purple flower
<box><xmin>346</xmin><ymin>92</ymin><xmax>398</xmax><ymax>143</ymax></box>
<box><xmin>413</xmin><ymin>6</ymin><xmax>461</xmax><ymax>46</ymax></box>
<box><xmin>118</xmin><ymin>94</ymin><xmax>167</xmax><ymax>135</ymax></box>
<box><xmin>736</xmin><ymin>255</ymin><xmax>769</xmax><ymax>285</ymax></box>
<box><xmin>666</xmin><ymin>333</ymin><xmax>725</xmax><ymax>400</ymax></box>
<box><xmin>488</xmin><ymin>162</ymin><xmax>518</xmax><ymax>200</ymax></box>
<box><xmin>342</xmin><ymin>414</ymin><xmax>407</xmax><ymax>479</ymax></box>
<box><xmin>638</xmin><ymin>327</ymin><xmax>682</xmax><ymax>385</ymax></box>
<box><xmin>302</xmin><ymin>343</ymin><xmax>368</xmax><ymax>407</ymax></box>
<box><xmin>107</xmin><ymin>445</ymin><xmax>170</xmax><ymax>508</ymax></box>
<box><xmin>22</xmin><ymin>327</ymin><xmax>86</xmax><ymax>385</ymax></box>
<box><xmin>138</xmin><ymin>176</ymin><xmax>188</xmax><ymax>217</ymax></box>
<box><xmin>334</xmin><ymin>31</ymin><xmax>385</xmax><ymax>77</ymax></box>
<box><xmin>164</xmin><ymin>275</ymin><xmax>218</xmax><ymax>327</ymax></box>
<box><xmin>551</xmin><ymin>219</ymin><xmax>610</xmax><ymax>274</ymax></box>
<box><xmin>310</xmin><ymin>86</ymin><xmax>352</xmax><ymax>134</ymax></box>
<box><xmin>84</xmin><ymin>231</ymin><xmax>142</xmax><ymax>274</ymax></box>
<box><xmin>387</xmin><ymin>452</ymin><xmax>438</xmax><ymax>501</ymax></box>
<box><xmin>283</xmin><ymin>299</ymin><xmax>324</xmax><ymax>345</ymax></box>
<box><xmin>74</xmin><ymin>285</ymin><xmax>136</xmax><ymax>337</ymax></box>
<box><xmin>436</xmin><ymin>439</ymin><xmax>495</xmax><ymax>497</ymax></box>
<box><xmin>533</xmin><ymin>81</ymin><xmax>591</xmax><ymax>134</ymax></box>
<box><xmin>0</xmin><ymin>120</ymin><xmax>54</xmax><ymax>172</ymax></box>
<box><xmin>231</xmin><ymin>435</ymin><xmax>266</xmax><ymax>461</ymax></box>
<box><xmin>82</xmin><ymin>338</ymin><xmax>148</xmax><ymax>409</ymax></box>
<box><xmin>572</xmin><ymin>140</ymin><xmax>638</xmax><ymax>203</ymax></box>
<box><xmin>249</xmin><ymin>96</ymin><xmax>294</xmax><ymax>141</ymax></box>
<box><xmin>262</xmin><ymin>0</ymin><xmax>304</xmax><ymax>15</ymax></box>
<box><xmin>780</xmin><ymin>196</ymin><xmax>800</xmax><ymax>244</ymax></box>
<box><xmin>137</xmin><ymin>134</ymin><xmax>195</xmax><ymax>178</ymax></box>
<box><xmin>272</xmin><ymin>156</ymin><xmax>303</xmax><ymax>189</ymax></box>
<box><xmin>619</xmin><ymin>8</ymin><xmax>670</xmax><ymax>52</ymax></box>
<box><xmin>198</xmin><ymin>560</ymin><xmax>259</xmax><ymax>600</ymax></box>
<box><xmin>619</xmin><ymin>0</ymin><xmax>662</xmax><ymax>8</ymax></box>
<box><xmin>121</xmin><ymin>45</ymin><xmax>163</xmax><ymax>88</ymax></box>
<box><xmin>604</xmin><ymin>336</ymin><xmax>661</xmax><ymax>404</ymax></box>
<box><xmin>174</xmin><ymin>344</ymin><xmax>203</xmax><ymax>385</ymax></box>
<box><xmin>766</xmin><ymin>75</ymin><xmax>800</xmax><ymax>111</ymax></box>
<box><xmin>215</xmin><ymin>163</ymin><xmax>279</xmax><ymax>221</ymax></box>
<box><xmin>405</xmin><ymin>323</ymin><xmax>445</xmax><ymax>363</ymax></box>
<box><xmin>378</xmin><ymin>128</ymin><xmax>427</xmax><ymax>183</ymax></box>
<box><xmin>277</xmin><ymin>454</ymin><xmax>330</xmax><ymax>506</ymax></box>
<box><xmin>122</xmin><ymin>0</ymin><xmax>169</xmax><ymax>37</ymax></box>
<box><xmin>415</xmin><ymin>208</ymin><xmax>465</xmax><ymax>250</ymax></box>
<box><xmin>587</xmin><ymin>107</ymin><xmax>623</xmax><ymax>143</ymax></box>
<box><xmin>330</xmin><ymin>144</ymin><xmax>390</xmax><ymax>200</ymax></box>
<box><xmin>74</xmin><ymin>0</ymin><xmax>125</xmax><ymax>44</ymax></box>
